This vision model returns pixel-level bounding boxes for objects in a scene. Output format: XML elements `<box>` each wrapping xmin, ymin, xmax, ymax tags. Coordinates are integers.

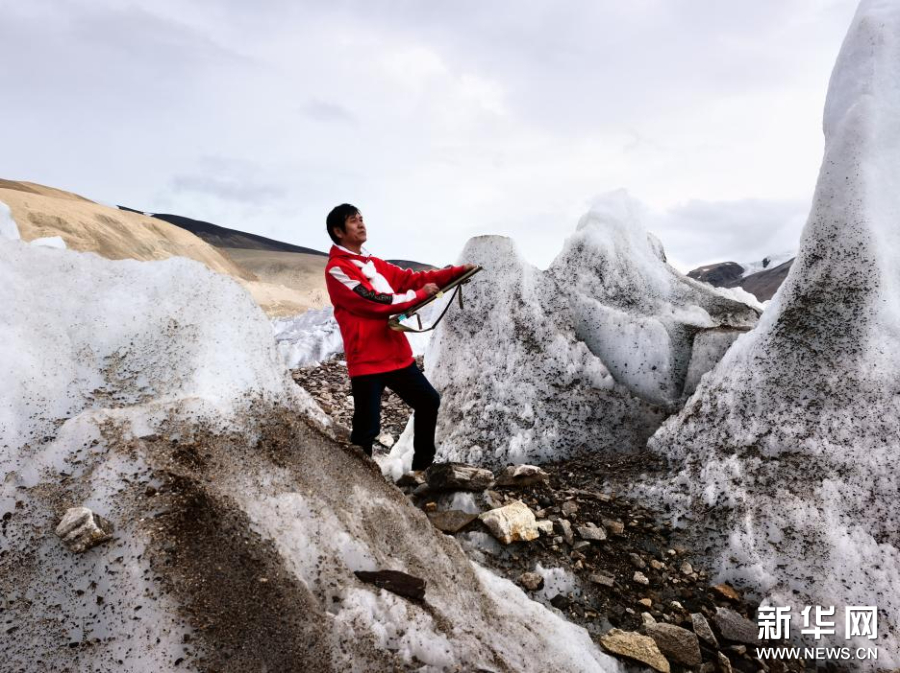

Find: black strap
<box><xmin>390</xmin><ymin>284</ymin><xmax>464</xmax><ymax>333</ymax></box>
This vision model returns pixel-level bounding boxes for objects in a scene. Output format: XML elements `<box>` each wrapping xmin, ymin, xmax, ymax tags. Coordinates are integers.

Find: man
<box><xmin>324</xmin><ymin>203</ymin><xmax>474</xmax><ymax>471</ymax></box>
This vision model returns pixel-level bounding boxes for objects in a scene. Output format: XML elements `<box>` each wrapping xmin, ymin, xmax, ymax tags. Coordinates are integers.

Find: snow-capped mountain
<box><xmin>687</xmin><ymin>252</ymin><xmax>796</xmax><ymax>301</ymax></box>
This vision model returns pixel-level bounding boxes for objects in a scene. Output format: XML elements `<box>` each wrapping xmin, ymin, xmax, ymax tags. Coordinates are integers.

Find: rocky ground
<box><xmin>291</xmin><ymin>356</ymin><xmax>416</xmax><ymax>448</ymax></box>
<box><xmin>291</xmin><ymin>357</ymin><xmax>859</xmax><ymax>673</ymax></box>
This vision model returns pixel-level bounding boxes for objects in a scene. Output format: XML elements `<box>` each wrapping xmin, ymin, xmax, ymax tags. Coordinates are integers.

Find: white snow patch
<box><xmin>0</xmin><ymin>201</ymin><xmax>20</xmax><ymax>240</ymax></box>
<box><xmin>435</xmin><ymin>491</ymin><xmax>480</xmax><ymax>514</ymax></box>
<box><xmin>30</xmin><ymin>235</ymin><xmax>67</xmax><ymax>249</ymax></box>
<box><xmin>738</xmin><ymin>251</ymin><xmax>794</xmax><ymax>278</ymax></box>
<box><xmin>376</xmin><ymin>414</ymin><xmax>415</xmax><ymax>481</ymax></box>
<box><xmin>534</xmin><ymin>563</ymin><xmax>581</xmax><ymax>603</ymax></box>
<box><xmin>710</xmin><ymin>284</ymin><xmax>766</xmax><ymax>311</ymax></box>
<box><xmin>474</xmin><ymin>565</ymin><xmax>619</xmax><ymax>673</ymax></box>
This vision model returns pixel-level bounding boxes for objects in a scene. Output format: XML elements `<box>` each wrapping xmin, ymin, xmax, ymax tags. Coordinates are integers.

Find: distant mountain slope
<box><xmin>117</xmin><ymin>207</ymin><xmax>438</xmax><ymax>316</ymax></box>
<box><xmin>386</xmin><ymin>258</ymin><xmax>433</xmax><ymax>272</ymax></box>
<box><xmin>0</xmin><ymin>178</ymin><xmax>338</xmax><ymax>317</ymax></box>
<box><xmin>0</xmin><ymin>178</ymin><xmax>94</xmax><ymax>202</ymax></box>
<box><xmin>685</xmin><ymin>261</ymin><xmax>744</xmax><ymax>287</ymax></box>
<box><xmin>687</xmin><ymin>255</ymin><xmax>795</xmax><ymax>301</ymax></box>
<box><xmin>738</xmin><ymin>258</ymin><xmax>793</xmax><ymax>300</ymax></box>
<box><xmin>222</xmin><ymin>247</ymin><xmax>330</xmax><ymax>310</ymax></box>
<box><xmin>2</xmin><ymin>178</ymin><xmax>450</xmax><ymax>318</ymax></box>
<box><xmin>0</xmin><ymin>180</ymin><xmax>254</xmax><ymax>281</ymax></box>
<box><xmin>119</xmin><ymin>206</ymin><xmax>437</xmax><ymax>272</ymax></box>
<box><xmin>119</xmin><ymin>206</ymin><xmax>326</xmax><ymax>256</ymax></box>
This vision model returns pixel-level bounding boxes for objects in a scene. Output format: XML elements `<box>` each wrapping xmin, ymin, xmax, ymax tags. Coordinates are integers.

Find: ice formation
<box><xmin>424</xmin><ymin>193</ymin><xmax>759</xmax><ymax>466</ymax></box>
<box><xmin>272</xmin><ymin>306</ymin><xmax>345</xmax><ymax>368</ymax></box>
<box><xmin>0</xmin><ymin>232</ymin><xmax>622</xmax><ymax>671</ymax></box>
<box><xmin>273</xmin><ymin>300</ymin><xmax>446</xmax><ymax>369</ymax></box>
<box><xmin>645</xmin><ymin>1</ymin><xmax>900</xmax><ymax>664</ymax></box>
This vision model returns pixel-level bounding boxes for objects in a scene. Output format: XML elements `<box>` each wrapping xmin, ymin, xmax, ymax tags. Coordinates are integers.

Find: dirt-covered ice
<box><xmin>644</xmin><ymin>1</ymin><xmax>900</xmax><ymax>666</ymax></box>
<box><xmin>420</xmin><ymin>192</ymin><xmax>758</xmax><ymax>467</ymax></box>
<box><xmin>0</xmin><ymin>233</ymin><xmax>622</xmax><ymax>672</ymax></box>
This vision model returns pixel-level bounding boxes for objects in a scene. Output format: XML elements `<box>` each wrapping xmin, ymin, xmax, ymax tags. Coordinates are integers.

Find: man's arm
<box><xmin>326</xmin><ymin>263</ymin><xmax>431</xmax><ymax>318</ymax></box>
<box><xmin>383</xmin><ymin>262</ymin><xmax>471</xmax><ymax>293</ymax></box>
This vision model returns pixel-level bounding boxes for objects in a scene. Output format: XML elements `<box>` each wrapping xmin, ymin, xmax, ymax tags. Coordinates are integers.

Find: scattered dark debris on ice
<box><xmin>293</xmin><ymin>355</ymin><xmax>859</xmax><ymax>673</ymax></box>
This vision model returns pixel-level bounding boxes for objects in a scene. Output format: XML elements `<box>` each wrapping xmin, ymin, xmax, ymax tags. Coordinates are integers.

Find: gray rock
<box><xmin>691</xmin><ymin>612</ymin><xmax>719</xmax><ymax>647</ymax></box>
<box><xmin>711</xmin><ymin>583</ymin><xmax>740</xmax><ymax>602</ymax></box>
<box><xmin>572</xmin><ymin>540</ymin><xmax>590</xmax><ymax>551</ymax></box>
<box><xmin>556</xmin><ymin>518</ymin><xmax>574</xmax><ymax>545</ymax></box>
<box><xmin>494</xmin><ymin>464</ymin><xmax>549</xmax><ymax>487</ymax></box>
<box><xmin>576</xmin><ymin>522</ymin><xmax>607</xmax><ymax>541</ymax></box>
<box><xmin>518</xmin><ymin>571</ymin><xmax>544</xmax><ymax>591</ymax></box>
<box><xmin>646</xmin><ymin>623</ymin><xmax>702</xmax><ymax>667</ymax></box>
<box><xmin>397</xmin><ymin>471</ymin><xmax>426</xmax><ymax>487</ymax></box>
<box><xmin>478</xmin><ymin>501</ymin><xmax>541</xmax><ymax>544</ymax></box>
<box><xmin>412</xmin><ymin>482</ymin><xmax>432</xmax><ymax>497</ymax></box>
<box><xmin>589</xmin><ymin>572</ymin><xmax>616</xmax><ymax>587</ymax></box>
<box><xmin>427</xmin><ymin>510</ymin><xmax>478</xmax><ymax>533</ymax></box>
<box><xmin>483</xmin><ymin>490</ymin><xmax>505</xmax><ymax>509</ymax></box>
<box><xmin>713</xmin><ymin>607</ymin><xmax>761</xmax><ymax>646</ymax></box>
<box><xmin>55</xmin><ymin>507</ymin><xmax>113</xmax><ymax>553</ymax></box>
<box><xmin>355</xmin><ymin>570</ymin><xmax>425</xmax><ymax>601</ymax></box>
<box><xmin>633</xmin><ymin>571</ymin><xmax>650</xmax><ymax>585</ymax></box>
<box><xmin>560</xmin><ymin>500</ymin><xmax>579</xmax><ymax>516</ymax></box>
<box><xmin>642</xmin><ymin>612</ymin><xmax>658</xmax><ymax>627</ymax></box>
<box><xmin>426</xmin><ymin>463</ymin><xmax>494</xmax><ymax>491</ymax></box>
<box><xmin>599</xmin><ymin>629</ymin><xmax>670</xmax><ymax>673</ymax></box>
<box><xmin>535</xmin><ymin>520</ymin><xmax>554</xmax><ymax>535</ymax></box>
<box><xmin>629</xmin><ymin>552</ymin><xmax>647</xmax><ymax>569</ymax></box>
<box><xmin>717</xmin><ymin>652</ymin><xmax>733</xmax><ymax>673</ymax></box>
<box><xmin>601</xmin><ymin>517</ymin><xmax>625</xmax><ymax>535</ymax></box>
<box><xmin>457</xmin><ymin>531</ymin><xmax>503</xmax><ymax>556</ymax></box>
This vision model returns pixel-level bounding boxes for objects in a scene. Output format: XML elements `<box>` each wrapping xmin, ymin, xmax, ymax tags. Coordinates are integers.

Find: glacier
<box><xmin>0</xmin><ymin>234</ymin><xmax>622</xmax><ymax>672</ymax></box>
<box><xmin>644</xmin><ymin>0</ymin><xmax>900</xmax><ymax>665</ymax></box>
<box><xmin>420</xmin><ymin>191</ymin><xmax>759</xmax><ymax>467</ymax></box>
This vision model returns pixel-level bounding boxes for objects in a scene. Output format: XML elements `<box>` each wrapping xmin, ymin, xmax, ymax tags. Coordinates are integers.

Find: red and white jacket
<box><xmin>325</xmin><ymin>244</ymin><xmax>468</xmax><ymax>378</ymax></box>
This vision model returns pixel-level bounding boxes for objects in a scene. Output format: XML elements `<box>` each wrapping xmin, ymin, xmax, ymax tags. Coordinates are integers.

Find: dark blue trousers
<box><xmin>349</xmin><ymin>362</ymin><xmax>441</xmax><ymax>470</ymax></box>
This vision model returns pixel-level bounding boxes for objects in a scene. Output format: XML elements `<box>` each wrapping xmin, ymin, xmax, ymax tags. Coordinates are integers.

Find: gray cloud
<box><xmin>169</xmin><ymin>175</ymin><xmax>287</xmax><ymax>205</ymax></box>
<box><xmin>650</xmin><ymin>198</ymin><xmax>809</xmax><ymax>271</ymax></box>
<box><xmin>300</xmin><ymin>100</ymin><xmax>356</xmax><ymax>124</ymax></box>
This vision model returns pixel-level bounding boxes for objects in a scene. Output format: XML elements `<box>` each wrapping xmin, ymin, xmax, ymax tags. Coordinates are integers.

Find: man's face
<box><xmin>337</xmin><ymin>211</ymin><xmax>367</xmax><ymax>247</ymax></box>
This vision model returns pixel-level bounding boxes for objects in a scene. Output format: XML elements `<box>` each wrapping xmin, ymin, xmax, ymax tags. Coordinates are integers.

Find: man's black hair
<box><xmin>326</xmin><ymin>203</ymin><xmax>359</xmax><ymax>245</ymax></box>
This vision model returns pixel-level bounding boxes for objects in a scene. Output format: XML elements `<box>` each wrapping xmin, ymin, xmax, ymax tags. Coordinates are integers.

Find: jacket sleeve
<box><xmin>382</xmin><ymin>262</ymin><xmax>469</xmax><ymax>293</ymax></box>
<box><xmin>326</xmin><ymin>262</ymin><xmax>428</xmax><ymax>318</ymax></box>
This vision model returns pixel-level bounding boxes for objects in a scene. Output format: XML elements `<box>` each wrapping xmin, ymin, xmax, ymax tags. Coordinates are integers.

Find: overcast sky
<box><xmin>0</xmin><ymin>0</ymin><xmax>859</xmax><ymax>270</ymax></box>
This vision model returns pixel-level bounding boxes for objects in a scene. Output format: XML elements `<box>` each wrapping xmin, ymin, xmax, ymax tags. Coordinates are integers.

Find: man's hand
<box><xmin>422</xmin><ymin>283</ymin><xmax>440</xmax><ymax>296</ymax></box>
<box><xmin>462</xmin><ymin>263</ymin><xmax>477</xmax><ymax>271</ymax></box>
